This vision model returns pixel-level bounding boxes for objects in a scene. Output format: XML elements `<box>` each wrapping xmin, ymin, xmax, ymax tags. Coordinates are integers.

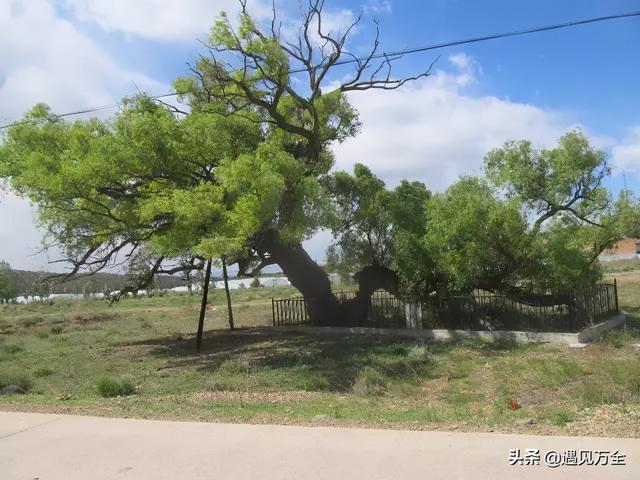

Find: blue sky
<box><xmin>53</xmin><ymin>0</ymin><xmax>640</xmax><ymax>191</ymax></box>
<box><xmin>1</xmin><ymin>0</ymin><xmax>639</xmax><ymax>270</ymax></box>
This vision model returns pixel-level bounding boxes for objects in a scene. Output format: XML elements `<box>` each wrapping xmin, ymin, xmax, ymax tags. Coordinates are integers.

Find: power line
<box><xmin>0</xmin><ymin>93</ymin><xmax>182</xmax><ymax>130</ymax></box>
<box><xmin>1</xmin><ymin>10</ymin><xmax>639</xmax><ymax>131</ymax></box>
<box><xmin>291</xmin><ymin>9</ymin><xmax>640</xmax><ymax>73</ymax></box>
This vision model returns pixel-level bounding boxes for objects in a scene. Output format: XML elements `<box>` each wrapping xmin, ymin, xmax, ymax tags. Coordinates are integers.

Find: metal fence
<box><xmin>271</xmin><ymin>282</ymin><xmax>619</xmax><ymax>333</ymax></box>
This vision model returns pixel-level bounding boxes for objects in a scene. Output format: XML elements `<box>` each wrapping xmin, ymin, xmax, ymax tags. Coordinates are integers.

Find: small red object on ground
<box><xmin>509</xmin><ymin>399</ymin><xmax>521</xmax><ymax>410</ymax></box>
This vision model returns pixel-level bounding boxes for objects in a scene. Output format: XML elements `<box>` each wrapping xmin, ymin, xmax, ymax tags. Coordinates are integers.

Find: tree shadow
<box><xmin>117</xmin><ymin>327</ymin><xmax>535</xmax><ymax>392</ymax></box>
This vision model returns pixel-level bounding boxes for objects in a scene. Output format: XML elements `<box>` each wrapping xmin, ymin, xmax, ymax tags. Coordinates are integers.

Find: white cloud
<box><xmin>364</xmin><ymin>0</ymin><xmax>392</xmax><ymax>14</ymax></box>
<box><xmin>611</xmin><ymin>126</ymin><xmax>640</xmax><ymax>178</ymax></box>
<box><xmin>0</xmin><ymin>0</ymin><xmax>166</xmax><ymax>123</ymax></box>
<box><xmin>62</xmin><ymin>0</ymin><xmax>361</xmax><ymax>48</ymax></box>
<box><xmin>0</xmin><ymin>192</ymin><xmax>58</xmax><ymax>271</ymax></box>
<box><xmin>61</xmin><ymin>0</ymin><xmax>276</xmax><ymax>41</ymax></box>
<box><xmin>0</xmin><ymin>0</ymin><xmax>166</xmax><ymax>271</ymax></box>
<box><xmin>332</xmin><ymin>55</ymin><xmax>572</xmax><ymax>191</ymax></box>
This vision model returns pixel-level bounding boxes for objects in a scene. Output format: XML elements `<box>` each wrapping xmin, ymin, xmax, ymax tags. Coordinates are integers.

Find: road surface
<box><xmin>1</xmin><ymin>411</ymin><xmax>638</xmax><ymax>479</ymax></box>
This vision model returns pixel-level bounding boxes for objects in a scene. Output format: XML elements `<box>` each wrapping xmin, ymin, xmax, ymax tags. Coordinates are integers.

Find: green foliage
<box><xmin>96</xmin><ymin>377</ymin><xmax>136</xmax><ymax>398</ymax></box>
<box><xmin>3</xmin><ymin>344</ymin><xmax>24</xmax><ymax>354</ymax></box>
<box><xmin>325</xmin><ymin>164</ymin><xmax>394</xmax><ymax>276</ymax></box>
<box><xmin>325</xmin><ymin>164</ymin><xmax>430</xmax><ymax>286</ymax></box>
<box><xmin>421</xmin><ymin>177</ymin><xmax>531</xmax><ymax>293</ymax></box>
<box><xmin>394</xmin><ymin>132</ymin><xmax>622</xmax><ymax>295</ymax></box>
<box><xmin>550</xmin><ymin>407</ymin><xmax>575</xmax><ymax>426</ymax></box>
<box><xmin>0</xmin><ymin>260</ymin><xmax>18</xmax><ymax>302</ymax></box>
<box><xmin>0</xmin><ymin>95</ymin><xmax>263</xmax><ymax>278</ymax></box>
<box><xmin>49</xmin><ymin>325</ymin><xmax>64</xmax><ymax>335</ymax></box>
<box><xmin>0</xmin><ymin>0</ymin><xmax>631</xmax><ymax>309</ymax></box>
<box><xmin>485</xmin><ymin>130</ymin><xmax>610</xmax><ymax>230</ymax></box>
<box><xmin>20</xmin><ymin>316</ymin><xmax>42</xmax><ymax>328</ymax></box>
<box><xmin>32</xmin><ymin>366</ymin><xmax>54</xmax><ymax>378</ymax></box>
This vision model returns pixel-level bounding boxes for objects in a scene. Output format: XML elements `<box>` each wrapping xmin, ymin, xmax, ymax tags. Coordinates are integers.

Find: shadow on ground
<box><xmin>118</xmin><ymin>327</ymin><xmax>532</xmax><ymax>393</ymax></box>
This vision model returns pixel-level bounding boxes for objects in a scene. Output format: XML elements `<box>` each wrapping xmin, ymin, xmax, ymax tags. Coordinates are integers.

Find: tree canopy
<box><xmin>0</xmin><ymin>2</ymin><xmax>637</xmax><ymax>325</ymax></box>
<box><xmin>328</xmin><ymin>131</ymin><xmax>638</xmax><ymax>298</ymax></box>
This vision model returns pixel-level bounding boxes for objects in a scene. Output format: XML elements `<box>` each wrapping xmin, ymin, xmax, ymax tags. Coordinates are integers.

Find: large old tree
<box><xmin>168</xmin><ymin>1</ymin><xmax>435</xmax><ymax>324</ymax></box>
<box><xmin>0</xmin><ymin>1</ymin><xmax>433</xmax><ymax>324</ymax></box>
<box><xmin>2</xmin><ymin>3</ymin><xmax>636</xmax><ymax>328</ymax></box>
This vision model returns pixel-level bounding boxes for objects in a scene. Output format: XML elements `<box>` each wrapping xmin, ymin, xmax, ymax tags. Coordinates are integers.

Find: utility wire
<box><xmin>291</xmin><ymin>10</ymin><xmax>640</xmax><ymax>73</ymax></box>
<box><xmin>1</xmin><ymin>10</ymin><xmax>639</xmax><ymax>131</ymax></box>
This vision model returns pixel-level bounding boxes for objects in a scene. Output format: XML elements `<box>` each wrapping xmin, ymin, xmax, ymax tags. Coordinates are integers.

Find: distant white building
<box><xmin>212</xmin><ymin>276</ymin><xmax>291</xmax><ymax>290</ymax></box>
<box><xmin>12</xmin><ymin>274</ymin><xmax>335</xmax><ymax>303</ymax></box>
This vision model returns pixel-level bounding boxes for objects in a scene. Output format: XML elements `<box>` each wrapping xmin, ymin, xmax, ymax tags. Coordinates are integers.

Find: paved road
<box><xmin>1</xmin><ymin>411</ymin><xmax>638</xmax><ymax>479</ymax></box>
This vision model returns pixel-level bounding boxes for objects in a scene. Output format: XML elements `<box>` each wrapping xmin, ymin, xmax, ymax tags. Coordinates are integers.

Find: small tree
<box><xmin>82</xmin><ymin>278</ymin><xmax>97</xmax><ymax>299</ymax></box>
<box><xmin>30</xmin><ymin>273</ymin><xmax>51</xmax><ymax>300</ymax></box>
<box><xmin>0</xmin><ymin>260</ymin><xmax>18</xmax><ymax>303</ymax></box>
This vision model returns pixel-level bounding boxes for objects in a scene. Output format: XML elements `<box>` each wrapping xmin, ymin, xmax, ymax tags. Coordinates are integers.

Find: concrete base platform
<box><xmin>276</xmin><ymin>313</ymin><xmax>628</xmax><ymax>345</ymax></box>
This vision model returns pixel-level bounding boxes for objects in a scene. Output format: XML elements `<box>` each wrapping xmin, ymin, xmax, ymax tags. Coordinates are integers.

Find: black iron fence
<box><xmin>271</xmin><ymin>282</ymin><xmax>619</xmax><ymax>333</ymax></box>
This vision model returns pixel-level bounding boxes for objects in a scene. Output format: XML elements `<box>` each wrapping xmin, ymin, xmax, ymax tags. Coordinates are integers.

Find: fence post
<box><xmin>614</xmin><ymin>278</ymin><xmax>619</xmax><ymax>313</ymax></box>
<box><xmin>272</xmin><ymin>298</ymin><xmax>276</xmax><ymax>327</ymax></box>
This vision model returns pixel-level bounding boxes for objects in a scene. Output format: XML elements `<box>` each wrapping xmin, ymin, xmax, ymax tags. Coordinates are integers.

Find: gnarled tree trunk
<box><xmin>342</xmin><ymin>264</ymin><xmax>399</xmax><ymax>325</ymax></box>
<box><xmin>259</xmin><ymin>233</ymin><xmax>399</xmax><ymax>326</ymax></box>
<box><xmin>259</xmin><ymin>234</ymin><xmax>340</xmax><ymax>325</ymax></box>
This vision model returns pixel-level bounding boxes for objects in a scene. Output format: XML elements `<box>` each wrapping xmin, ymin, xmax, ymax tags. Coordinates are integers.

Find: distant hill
<box><xmin>11</xmin><ymin>269</ymin><xmax>185</xmax><ymax>296</ymax></box>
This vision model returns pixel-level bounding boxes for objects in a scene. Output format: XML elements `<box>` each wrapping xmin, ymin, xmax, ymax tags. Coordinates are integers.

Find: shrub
<box><xmin>3</xmin><ymin>344</ymin><xmax>24</xmax><ymax>354</ymax></box>
<box><xmin>406</xmin><ymin>346</ymin><xmax>435</xmax><ymax>370</ymax></box>
<box><xmin>550</xmin><ymin>408</ymin><xmax>575</xmax><ymax>427</ymax></box>
<box><xmin>97</xmin><ymin>377</ymin><xmax>136</xmax><ymax>398</ymax></box>
<box><xmin>352</xmin><ymin>367</ymin><xmax>388</xmax><ymax>396</ymax></box>
<box><xmin>50</xmin><ymin>325</ymin><xmax>64</xmax><ymax>335</ymax></box>
<box><xmin>20</xmin><ymin>316</ymin><xmax>43</xmax><ymax>328</ymax></box>
<box><xmin>32</xmin><ymin>366</ymin><xmax>54</xmax><ymax>378</ymax></box>
<box><xmin>0</xmin><ymin>371</ymin><xmax>33</xmax><ymax>391</ymax></box>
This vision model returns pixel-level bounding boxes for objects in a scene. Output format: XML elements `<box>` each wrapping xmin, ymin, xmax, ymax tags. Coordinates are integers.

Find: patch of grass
<box><xmin>550</xmin><ymin>407</ymin><xmax>576</xmax><ymax>426</ymax></box>
<box><xmin>352</xmin><ymin>367</ymin><xmax>388</xmax><ymax>396</ymax></box>
<box><xmin>447</xmin><ymin>351</ymin><xmax>475</xmax><ymax>380</ymax></box>
<box><xmin>439</xmin><ymin>383</ymin><xmax>485</xmax><ymax>406</ymax></box>
<box><xmin>604</xmin><ymin>361</ymin><xmax>640</xmax><ymax>397</ymax></box>
<box><xmin>31</xmin><ymin>366</ymin><xmax>54</xmax><ymax>378</ymax></box>
<box><xmin>530</xmin><ymin>358</ymin><xmax>585</xmax><ymax>387</ymax></box>
<box><xmin>0</xmin><ymin>371</ymin><xmax>33</xmax><ymax>391</ymax></box>
<box><xmin>137</xmin><ymin>317</ymin><xmax>153</xmax><ymax>329</ymax></box>
<box><xmin>50</xmin><ymin>325</ymin><xmax>64</xmax><ymax>335</ymax></box>
<box><xmin>0</xmin><ymin>319</ymin><xmax>11</xmax><ymax>332</ymax></box>
<box><xmin>493</xmin><ymin>357</ymin><xmax>585</xmax><ymax>389</ymax></box>
<box><xmin>96</xmin><ymin>377</ymin><xmax>136</xmax><ymax>398</ymax></box>
<box><xmin>20</xmin><ymin>316</ymin><xmax>43</xmax><ymax>328</ymax></box>
<box><xmin>3</xmin><ymin>344</ymin><xmax>24</xmax><ymax>354</ymax></box>
<box><xmin>600</xmin><ymin>329</ymin><xmax>635</xmax><ymax>348</ymax></box>
<box><xmin>576</xmin><ymin>383</ymin><xmax>623</xmax><ymax>407</ymax></box>
<box><xmin>74</xmin><ymin>312</ymin><xmax>117</xmax><ymax>324</ymax></box>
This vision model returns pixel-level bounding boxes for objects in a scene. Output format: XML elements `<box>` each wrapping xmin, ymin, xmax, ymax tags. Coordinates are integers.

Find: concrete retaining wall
<box><xmin>275</xmin><ymin>313</ymin><xmax>628</xmax><ymax>345</ymax></box>
<box><xmin>578</xmin><ymin>314</ymin><xmax>627</xmax><ymax>342</ymax></box>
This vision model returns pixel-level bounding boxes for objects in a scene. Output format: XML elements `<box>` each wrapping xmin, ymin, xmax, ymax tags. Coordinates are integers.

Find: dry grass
<box><xmin>1</xmin><ymin>284</ymin><xmax>639</xmax><ymax>437</ymax></box>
